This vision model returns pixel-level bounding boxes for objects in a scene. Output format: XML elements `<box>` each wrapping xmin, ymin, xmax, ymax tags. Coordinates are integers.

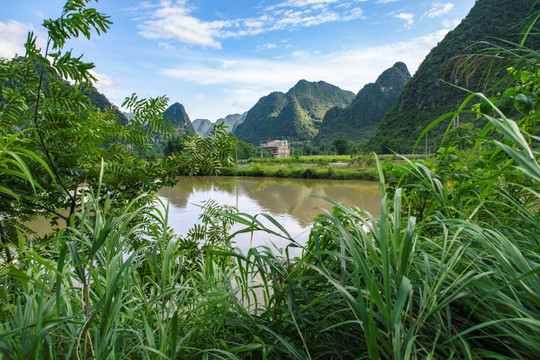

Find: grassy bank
<box><xmin>221</xmin><ymin>153</ymin><xmax>431</xmax><ymax>180</ymax></box>
<box><xmin>244</xmin><ymin>154</ymin><xmax>353</xmax><ymax>165</ymax></box>
<box><xmin>221</xmin><ymin>163</ymin><xmax>378</xmax><ymax>180</ymax></box>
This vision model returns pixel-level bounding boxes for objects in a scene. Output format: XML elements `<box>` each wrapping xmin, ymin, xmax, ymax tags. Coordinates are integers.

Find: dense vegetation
<box><xmin>1</xmin><ymin>1</ymin><xmax>539</xmax><ymax>359</ymax></box>
<box><xmin>222</xmin><ymin>154</ymin><xmax>381</xmax><ymax>180</ymax></box>
<box><xmin>314</xmin><ymin>62</ymin><xmax>411</xmax><ymax>145</ymax></box>
<box><xmin>235</xmin><ymin>80</ymin><xmax>355</xmax><ymax>144</ymax></box>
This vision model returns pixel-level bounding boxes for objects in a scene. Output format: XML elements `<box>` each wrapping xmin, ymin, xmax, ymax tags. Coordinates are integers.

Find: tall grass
<box><xmin>0</xmin><ymin>186</ymin><xmax>249</xmax><ymax>359</ymax></box>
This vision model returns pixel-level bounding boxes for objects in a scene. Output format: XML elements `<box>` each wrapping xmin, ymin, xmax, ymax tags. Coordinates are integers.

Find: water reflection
<box><xmin>158</xmin><ymin>176</ymin><xmax>381</xmax><ymax>253</ymax></box>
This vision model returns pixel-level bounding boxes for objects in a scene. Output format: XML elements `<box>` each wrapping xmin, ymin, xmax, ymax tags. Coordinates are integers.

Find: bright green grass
<box><xmin>221</xmin><ymin>163</ymin><xmax>378</xmax><ymax>180</ymax></box>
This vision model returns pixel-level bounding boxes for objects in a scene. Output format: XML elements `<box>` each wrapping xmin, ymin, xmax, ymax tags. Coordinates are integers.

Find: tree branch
<box><xmin>0</xmin><ymin>193</ymin><xmax>69</xmax><ymax>222</ymax></box>
<box><xmin>31</xmin><ymin>37</ymin><xmax>76</xmax><ymax>205</ymax></box>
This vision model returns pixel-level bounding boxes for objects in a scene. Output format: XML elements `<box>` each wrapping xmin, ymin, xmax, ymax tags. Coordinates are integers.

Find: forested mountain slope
<box><xmin>315</xmin><ymin>62</ymin><xmax>411</xmax><ymax>144</ymax></box>
<box><xmin>235</xmin><ymin>80</ymin><xmax>355</xmax><ymax>144</ymax></box>
<box><xmin>366</xmin><ymin>0</ymin><xmax>540</xmax><ymax>153</ymax></box>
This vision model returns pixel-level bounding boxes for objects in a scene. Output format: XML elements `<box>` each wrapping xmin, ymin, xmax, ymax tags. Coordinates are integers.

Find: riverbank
<box><xmin>220</xmin><ymin>154</ymin><xmax>379</xmax><ymax>180</ymax></box>
<box><xmin>219</xmin><ymin>154</ymin><xmax>430</xmax><ymax>180</ymax></box>
<box><xmin>220</xmin><ymin>164</ymin><xmax>378</xmax><ymax>180</ymax></box>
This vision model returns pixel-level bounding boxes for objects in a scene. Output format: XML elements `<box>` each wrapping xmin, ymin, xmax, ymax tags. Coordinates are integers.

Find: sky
<box><xmin>0</xmin><ymin>0</ymin><xmax>476</xmax><ymax>121</ymax></box>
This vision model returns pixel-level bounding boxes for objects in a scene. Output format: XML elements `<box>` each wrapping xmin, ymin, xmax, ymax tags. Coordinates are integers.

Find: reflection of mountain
<box><xmin>238</xmin><ymin>178</ymin><xmax>381</xmax><ymax>226</ymax></box>
<box><xmin>158</xmin><ymin>176</ymin><xmax>381</xmax><ymax>227</ymax></box>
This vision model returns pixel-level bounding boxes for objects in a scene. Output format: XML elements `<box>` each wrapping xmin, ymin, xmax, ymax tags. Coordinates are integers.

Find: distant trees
<box><xmin>332</xmin><ymin>137</ymin><xmax>352</xmax><ymax>155</ymax></box>
<box><xmin>236</xmin><ymin>140</ymin><xmax>257</xmax><ymax>159</ymax></box>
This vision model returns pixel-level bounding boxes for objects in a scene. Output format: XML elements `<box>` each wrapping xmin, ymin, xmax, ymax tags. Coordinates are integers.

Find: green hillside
<box><xmin>0</xmin><ymin>57</ymin><xmax>128</xmax><ymax>126</ymax></box>
<box><xmin>366</xmin><ymin>0</ymin><xmax>540</xmax><ymax>153</ymax></box>
<box><xmin>216</xmin><ymin>112</ymin><xmax>246</xmax><ymax>134</ymax></box>
<box><xmin>163</xmin><ymin>102</ymin><xmax>196</xmax><ymax>135</ymax></box>
<box><xmin>235</xmin><ymin>80</ymin><xmax>355</xmax><ymax>144</ymax></box>
<box><xmin>315</xmin><ymin>62</ymin><xmax>411</xmax><ymax>144</ymax></box>
<box><xmin>84</xmin><ymin>85</ymin><xmax>129</xmax><ymax>125</ymax></box>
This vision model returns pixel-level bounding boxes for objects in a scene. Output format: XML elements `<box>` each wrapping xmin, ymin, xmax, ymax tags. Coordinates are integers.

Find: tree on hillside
<box><xmin>366</xmin><ymin>0</ymin><xmax>540</xmax><ymax>154</ymax></box>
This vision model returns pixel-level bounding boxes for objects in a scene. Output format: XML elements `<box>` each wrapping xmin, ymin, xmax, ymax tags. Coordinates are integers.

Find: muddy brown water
<box><xmin>158</xmin><ymin>176</ymin><xmax>382</xmax><ymax>256</ymax></box>
<box><xmin>27</xmin><ymin>176</ymin><xmax>382</xmax><ymax>256</ymax></box>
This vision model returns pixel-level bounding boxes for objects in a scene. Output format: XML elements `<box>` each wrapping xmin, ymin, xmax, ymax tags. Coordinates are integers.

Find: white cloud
<box><xmin>162</xmin><ymin>58</ymin><xmax>299</xmax><ymax>87</ymax></box>
<box><xmin>0</xmin><ymin>20</ymin><xmax>32</xmax><ymax>58</ymax></box>
<box><xmin>257</xmin><ymin>42</ymin><xmax>278</xmax><ymax>51</ymax></box>
<box><xmin>160</xmin><ymin>29</ymin><xmax>450</xmax><ymax>100</ymax></box>
<box><xmin>136</xmin><ymin>0</ymin><xmax>365</xmax><ymax>47</ymax></box>
<box><xmin>424</xmin><ymin>2</ymin><xmax>454</xmax><ymax>18</ymax></box>
<box><xmin>225</xmin><ymin>88</ymin><xmax>269</xmax><ymax>110</ymax></box>
<box><xmin>89</xmin><ymin>70</ymin><xmax>117</xmax><ymax>88</ymax></box>
<box><xmin>443</xmin><ymin>17</ymin><xmax>461</xmax><ymax>28</ymax></box>
<box><xmin>376</xmin><ymin>0</ymin><xmax>398</xmax><ymax>3</ymax></box>
<box><xmin>292</xmin><ymin>50</ymin><xmax>310</xmax><ymax>56</ymax></box>
<box><xmin>137</xmin><ymin>0</ymin><xmax>227</xmax><ymax>48</ymax></box>
<box><xmin>395</xmin><ymin>13</ymin><xmax>414</xmax><ymax>28</ymax></box>
<box><xmin>158</xmin><ymin>41</ymin><xmax>176</xmax><ymax>50</ymax></box>
<box><xmin>272</xmin><ymin>8</ymin><xmax>341</xmax><ymax>29</ymax></box>
<box><xmin>271</xmin><ymin>0</ymin><xmax>341</xmax><ymax>8</ymax></box>
<box><xmin>336</xmin><ymin>2</ymin><xmax>351</xmax><ymax>9</ymax></box>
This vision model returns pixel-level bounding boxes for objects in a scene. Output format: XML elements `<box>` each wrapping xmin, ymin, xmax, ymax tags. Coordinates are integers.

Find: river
<box><xmin>157</xmin><ymin>176</ymin><xmax>381</xmax><ymax>255</ymax></box>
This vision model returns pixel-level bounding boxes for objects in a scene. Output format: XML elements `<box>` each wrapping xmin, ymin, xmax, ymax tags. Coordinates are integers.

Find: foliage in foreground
<box><xmin>1</xmin><ymin>1</ymin><xmax>539</xmax><ymax>359</ymax></box>
<box><xmin>0</xmin><ymin>0</ymin><xmax>179</xmax><ymax>252</ymax></box>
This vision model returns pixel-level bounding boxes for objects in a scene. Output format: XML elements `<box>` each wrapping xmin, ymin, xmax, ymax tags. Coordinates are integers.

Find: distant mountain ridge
<box><xmin>235</xmin><ymin>80</ymin><xmax>355</xmax><ymax>144</ymax></box>
<box><xmin>217</xmin><ymin>112</ymin><xmax>246</xmax><ymax>134</ymax></box>
<box><xmin>192</xmin><ymin>118</ymin><xmax>212</xmax><ymax>136</ymax></box>
<box><xmin>193</xmin><ymin>112</ymin><xmax>247</xmax><ymax>137</ymax></box>
<box><xmin>0</xmin><ymin>58</ymin><xmax>129</xmax><ymax>127</ymax></box>
<box><xmin>315</xmin><ymin>62</ymin><xmax>411</xmax><ymax>144</ymax></box>
<box><xmin>83</xmin><ymin>86</ymin><xmax>129</xmax><ymax>125</ymax></box>
<box><xmin>366</xmin><ymin>0</ymin><xmax>540</xmax><ymax>153</ymax></box>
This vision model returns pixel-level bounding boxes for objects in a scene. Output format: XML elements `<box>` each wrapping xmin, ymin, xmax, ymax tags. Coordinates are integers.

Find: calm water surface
<box><xmin>158</xmin><ymin>176</ymin><xmax>381</xmax><ymax>254</ymax></box>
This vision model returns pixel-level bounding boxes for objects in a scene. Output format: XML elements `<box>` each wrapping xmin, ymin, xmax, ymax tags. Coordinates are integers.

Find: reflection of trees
<box><xmin>192</xmin><ymin>176</ymin><xmax>237</xmax><ymax>193</ymax></box>
<box><xmin>158</xmin><ymin>176</ymin><xmax>381</xmax><ymax>226</ymax></box>
<box><xmin>238</xmin><ymin>178</ymin><xmax>381</xmax><ymax>226</ymax></box>
<box><xmin>158</xmin><ymin>176</ymin><xmax>238</xmax><ymax>208</ymax></box>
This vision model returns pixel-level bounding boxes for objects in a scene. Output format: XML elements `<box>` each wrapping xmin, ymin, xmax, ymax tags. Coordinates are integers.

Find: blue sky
<box><xmin>0</xmin><ymin>0</ymin><xmax>475</xmax><ymax>121</ymax></box>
